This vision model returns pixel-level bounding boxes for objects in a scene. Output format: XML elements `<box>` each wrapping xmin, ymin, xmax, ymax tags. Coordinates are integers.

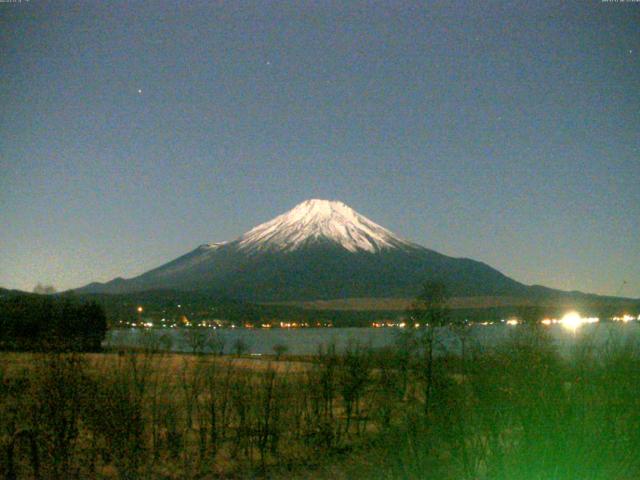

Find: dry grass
<box><xmin>3</xmin><ymin>328</ymin><xmax>640</xmax><ymax>479</ymax></box>
<box><xmin>1</xmin><ymin>352</ymin><xmax>312</xmax><ymax>376</ymax></box>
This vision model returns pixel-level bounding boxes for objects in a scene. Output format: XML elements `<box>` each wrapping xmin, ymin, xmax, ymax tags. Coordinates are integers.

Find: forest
<box><xmin>0</xmin><ymin>291</ymin><xmax>107</xmax><ymax>352</ymax></box>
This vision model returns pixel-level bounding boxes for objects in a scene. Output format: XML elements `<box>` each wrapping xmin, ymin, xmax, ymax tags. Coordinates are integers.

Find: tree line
<box><xmin>0</xmin><ymin>292</ymin><xmax>107</xmax><ymax>351</ymax></box>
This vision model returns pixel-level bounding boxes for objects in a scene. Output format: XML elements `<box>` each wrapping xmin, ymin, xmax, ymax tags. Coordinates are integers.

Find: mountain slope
<box><xmin>75</xmin><ymin>199</ymin><xmax>615</xmax><ymax>303</ymax></box>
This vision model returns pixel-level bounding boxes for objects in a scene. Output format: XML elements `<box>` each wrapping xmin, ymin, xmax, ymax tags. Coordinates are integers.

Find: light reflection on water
<box><xmin>104</xmin><ymin>322</ymin><xmax>640</xmax><ymax>356</ymax></box>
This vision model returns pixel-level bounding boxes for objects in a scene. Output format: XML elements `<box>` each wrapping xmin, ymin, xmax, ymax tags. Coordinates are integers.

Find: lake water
<box><xmin>105</xmin><ymin>322</ymin><xmax>640</xmax><ymax>356</ymax></box>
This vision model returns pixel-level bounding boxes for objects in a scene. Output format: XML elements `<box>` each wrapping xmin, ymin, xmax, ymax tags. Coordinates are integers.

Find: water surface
<box><xmin>105</xmin><ymin>323</ymin><xmax>640</xmax><ymax>356</ymax></box>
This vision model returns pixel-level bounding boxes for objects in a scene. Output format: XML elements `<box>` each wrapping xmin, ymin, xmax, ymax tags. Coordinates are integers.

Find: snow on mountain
<box><xmin>235</xmin><ymin>199</ymin><xmax>414</xmax><ymax>253</ymax></box>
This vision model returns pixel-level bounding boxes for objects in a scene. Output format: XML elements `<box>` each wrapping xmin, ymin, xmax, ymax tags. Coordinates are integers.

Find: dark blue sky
<box><xmin>2</xmin><ymin>1</ymin><xmax>639</xmax><ymax>297</ymax></box>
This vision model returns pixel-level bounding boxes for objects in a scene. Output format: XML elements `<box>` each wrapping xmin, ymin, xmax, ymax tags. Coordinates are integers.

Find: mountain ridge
<box><xmin>75</xmin><ymin>199</ymin><xmax>634</xmax><ymax>305</ymax></box>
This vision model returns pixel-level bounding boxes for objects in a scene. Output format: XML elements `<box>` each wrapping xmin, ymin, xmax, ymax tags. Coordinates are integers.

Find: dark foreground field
<box><xmin>2</xmin><ymin>326</ymin><xmax>640</xmax><ymax>479</ymax></box>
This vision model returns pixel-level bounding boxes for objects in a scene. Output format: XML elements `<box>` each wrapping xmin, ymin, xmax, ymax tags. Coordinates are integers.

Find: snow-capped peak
<box><xmin>236</xmin><ymin>199</ymin><xmax>413</xmax><ymax>253</ymax></box>
<box><xmin>201</xmin><ymin>241</ymin><xmax>227</xmax><ymax>249</ymax></box>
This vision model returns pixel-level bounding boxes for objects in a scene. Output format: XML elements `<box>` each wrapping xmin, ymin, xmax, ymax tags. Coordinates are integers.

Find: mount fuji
<box><xmin>76</xmin><ymin>199</ymin><xmax>607</xmax><ymax>303</ymax></box>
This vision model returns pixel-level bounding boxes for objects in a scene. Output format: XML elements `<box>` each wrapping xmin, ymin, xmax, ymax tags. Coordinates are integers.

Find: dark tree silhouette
<box><xmin>0</xmin><ymin>293</ymin><xmax>107</xmax><ymax>351</ymax></box>
<box><xmin>33</xmin><ymin>283</ymin><xmax>57</xmax><ymax>295</ymax></box>
<box><xmin>406</xmin><ymin>281</ymin><xmax>452</xmax><ymax>419</ymax></box>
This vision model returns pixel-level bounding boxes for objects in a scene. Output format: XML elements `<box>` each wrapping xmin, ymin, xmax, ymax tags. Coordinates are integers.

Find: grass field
<box><xmin>2</xmin><ymin>325</ymin><xmax>640</xmax><ymax>479</ymax></box>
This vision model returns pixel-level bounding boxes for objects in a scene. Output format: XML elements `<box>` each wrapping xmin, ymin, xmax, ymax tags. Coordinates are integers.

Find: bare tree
<box><xmin>232</xmin><ymin>337</ymin><xmax>249</xmax><ymax>356</ymax></box>
<box><xmin>272</xmin><ymin>343</ymin><xmax>288</xmax><ymax>360</ymax></box>
<box><xmin>407</xmin><ymin>281</ymin><xmax>451</xmax><ymax>419</ymax></box>
<box><xmin>33</xmin><ymin>284</ymin><xmax>57</xmax><ymax>295</ymax></box>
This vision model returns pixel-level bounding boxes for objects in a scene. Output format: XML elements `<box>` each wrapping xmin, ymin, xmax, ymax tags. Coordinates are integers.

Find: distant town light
<box><xmin>561</xmin><ymin>312</ymin><xmax>582</xmax><ymax>331</ymax></box>
<box><xmin>559</xmin><ymin>311</ymin><xmax>599</xmax><ymax>331</ymax></box>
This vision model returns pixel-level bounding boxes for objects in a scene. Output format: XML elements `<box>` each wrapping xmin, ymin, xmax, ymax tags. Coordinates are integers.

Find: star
<box><xmin>137</xmin><ymin>89</ymin><xmax>143</xmax><ymax>94</ymax></box>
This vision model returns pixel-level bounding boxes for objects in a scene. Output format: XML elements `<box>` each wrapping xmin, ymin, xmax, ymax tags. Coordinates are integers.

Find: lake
<box><xmin>104</xmin><ymin>322</ymin><xmax>640</xmax><ymax>356</ymax></box>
